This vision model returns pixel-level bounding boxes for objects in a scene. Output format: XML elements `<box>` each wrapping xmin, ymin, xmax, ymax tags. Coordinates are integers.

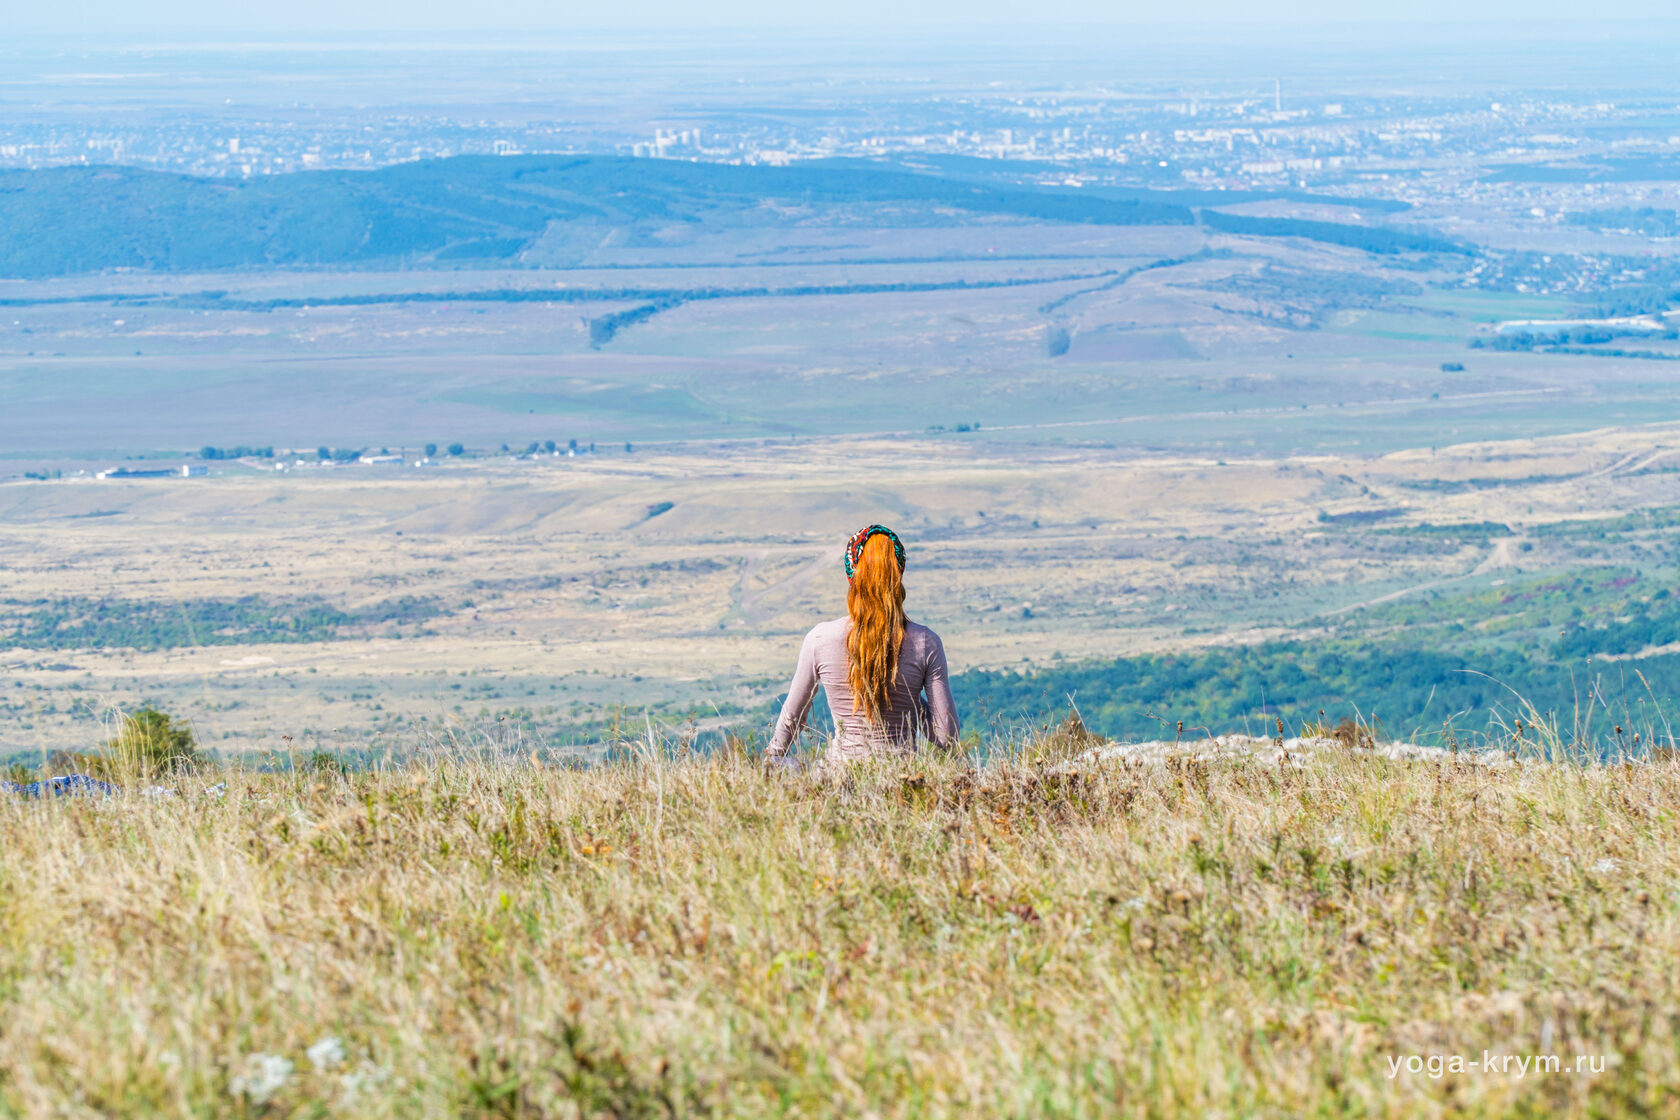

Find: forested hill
<box><xmin>0</xmin><ymin>157</ymin><xmax>1187</xmax><ymax>277</ymax></box>
<box><xmin>0</xmin><ymin>156</ymin><xmax>1449</xmax><ymax>278</ymax></box>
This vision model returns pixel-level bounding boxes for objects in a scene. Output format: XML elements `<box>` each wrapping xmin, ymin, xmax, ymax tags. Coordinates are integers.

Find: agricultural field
<box><xmin>4</xmin><ymin>185</ymin><xmax>1680</xmax><ymax>460</ymax></box>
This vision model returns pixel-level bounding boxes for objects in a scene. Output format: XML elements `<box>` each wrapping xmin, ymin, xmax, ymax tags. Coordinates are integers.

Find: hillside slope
<box><xmin>0</xmin><ymin>156</ymin><xmax>1460</xmax><ymax>278</ymax></box>
<box><xmin>0</xmin><ymin>156</ymin><xmax>1202</xmax><ymax>277</ymax></box>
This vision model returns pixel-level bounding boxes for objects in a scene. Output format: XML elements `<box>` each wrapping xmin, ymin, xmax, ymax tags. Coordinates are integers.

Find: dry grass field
<box><xmin>1</xmin><ymin>734</ymin><xmax>1676</xmax><ymax>1117</ymax></box>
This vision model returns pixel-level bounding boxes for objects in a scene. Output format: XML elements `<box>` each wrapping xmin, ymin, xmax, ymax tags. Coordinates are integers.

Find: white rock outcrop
<box><xmin>1072</xmin><ymin>734</ymin><xmax>1513</xmax><ymax>769</ymax></box>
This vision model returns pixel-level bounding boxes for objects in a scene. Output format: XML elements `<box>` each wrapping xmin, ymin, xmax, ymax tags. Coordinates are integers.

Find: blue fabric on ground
<box><xmin>0</xmin><ymin>774</ymin><xmax>116</xmax><ymax>798</ymax></box>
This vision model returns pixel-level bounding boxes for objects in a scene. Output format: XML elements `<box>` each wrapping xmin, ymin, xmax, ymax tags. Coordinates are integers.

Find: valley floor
<box><xmin>3</xmin><ymin>421</ymin><xmax>1679</xmax><ymax>754</ymax></box>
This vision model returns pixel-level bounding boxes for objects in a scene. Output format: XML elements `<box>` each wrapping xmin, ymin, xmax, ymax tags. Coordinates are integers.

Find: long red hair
<box><xmin>846</xmin><ymin>533</ymin><xmax>907</xmax><ymax>724</ymax></box>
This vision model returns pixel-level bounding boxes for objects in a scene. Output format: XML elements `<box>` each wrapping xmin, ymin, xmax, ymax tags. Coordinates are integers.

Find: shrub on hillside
<box><xmin>54</xmin><ymin>706</ymin><xmax>201</xmax><ymax>781</ymax></box>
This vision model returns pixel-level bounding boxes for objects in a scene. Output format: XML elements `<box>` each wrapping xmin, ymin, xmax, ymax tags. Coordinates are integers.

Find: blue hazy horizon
<box><xmin>15</xmin><ymin>1</ymin><xmax>1680</xmax><ymax>37</ymax></box>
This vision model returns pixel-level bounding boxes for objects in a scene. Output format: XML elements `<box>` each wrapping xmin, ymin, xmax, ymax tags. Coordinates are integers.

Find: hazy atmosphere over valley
<box><xmin>7</xmin><ymin>16</ymin><xmax>1680</xmax><ymax>755</ymax></box>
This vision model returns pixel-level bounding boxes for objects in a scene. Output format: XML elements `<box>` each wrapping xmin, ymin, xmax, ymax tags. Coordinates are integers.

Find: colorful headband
<box><xmin>844</xmin><ymin>524</ymin><xmax>906</xmax><ymax>580</ymax></box>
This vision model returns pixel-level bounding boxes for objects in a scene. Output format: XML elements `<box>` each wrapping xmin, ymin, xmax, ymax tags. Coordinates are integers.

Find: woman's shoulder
<box><xmin>804</xmin><ymin>616</ymin><xmax>851</xmax><ymax>644</ymax></box>
<box><xmin>903</xmin><ymin>620</ymin><xmax>945</xmax><ymax>651</ymax></box>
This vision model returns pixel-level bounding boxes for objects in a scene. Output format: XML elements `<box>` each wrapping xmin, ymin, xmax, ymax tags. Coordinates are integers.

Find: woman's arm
<box><xmin>768</xmin><ymin>629</ymin><xmax>821</xmax><ymax>756</ymax></box>
<box><xmin>923</xmin><ymin>632</ymin><xmax>961</xmax><ymax>749</ymax></box>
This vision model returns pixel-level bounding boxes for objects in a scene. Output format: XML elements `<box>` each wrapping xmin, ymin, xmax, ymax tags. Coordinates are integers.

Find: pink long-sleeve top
<box><xmin>768</xmin><ymin>617</ymin><xmax>961</xmax><ymax>759</ymax></box>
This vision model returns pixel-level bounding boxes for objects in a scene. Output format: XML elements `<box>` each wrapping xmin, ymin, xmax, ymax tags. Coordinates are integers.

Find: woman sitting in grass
<box><xmin>768</xmin><ymin>525</ymin><xmax>960</xmax><ymax>765</ymax></box>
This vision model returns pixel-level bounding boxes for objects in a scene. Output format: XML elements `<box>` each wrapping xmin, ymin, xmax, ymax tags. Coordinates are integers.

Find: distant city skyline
<box><xmin>13</xmin><ymin>0</ymin><xmax>1680</xmax><ymax>36</ymax></box>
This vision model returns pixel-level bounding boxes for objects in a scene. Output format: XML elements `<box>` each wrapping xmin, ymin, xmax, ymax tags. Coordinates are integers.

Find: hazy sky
<box><xmin>15</xmin><ymin>0</ymin><xmax>1680</xmax><ymax>35</ymax></box>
